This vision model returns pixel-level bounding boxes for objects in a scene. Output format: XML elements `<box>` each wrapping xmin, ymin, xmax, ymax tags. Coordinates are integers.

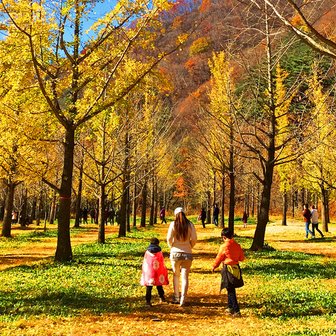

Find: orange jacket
<box><xmin>213</xmin><ymin>238</ymin><xmax>244</xmax><ymax>269</ymax></box>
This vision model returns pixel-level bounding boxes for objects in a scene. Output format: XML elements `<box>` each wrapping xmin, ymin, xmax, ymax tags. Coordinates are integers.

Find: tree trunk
<box><xmin>119</xmin><ymin>132</ymin><xmax>130</xmax><ymax>237</ymax></box>
<box><xmin>300</xmin><ymin>188</ymin><xmax>305</xmax><ymax>208</ymax></box>
<box><xmin>140</xmin><ymin>180</ymin><xmax>147</xmax><ymax>227</ymax></box>
<box><xmin>36</xmin><ymin>189</ymin><xmax>43</xmax><ymax>226</ymax></box>
<box><xmin>0</xmin><ymin>198</ymin><xmax>4</xmax><ymax>222</ymax></box>
<box><xmin>282</xmin><ymin>191</ymin><xmax>287</xmax><ymax>226</ymax></box>
<box><xmin>251</xmin><ymin>163</ymin><xmax>274</xmax><ymax>250</ymax></box>
<box><xmin>1</xmin><ymin>182</ymin><xmax>15</xmax><ymax>237</ymax></box>
<box><xmin>98</xmin><ymin>184</ymin><xmax>106</xmax><ymax>243</ymax></box>
<box><xmin>20</xmin><ymin>188</ymin><xmax>28</xmax><ymax>227</ymax></box>
<box><xmin>132</xmin><ymin>177</ymin><xmax>137</xmax><ymax>227</ymax></box>
<box><xmin>154</xmin><ymin>181</ymin><xmax>158</xmax><ymax>224</ymax></box>
<box><xmin>220</xmin><ymin>174</ymin><xmax>225</xmax><ymax>228</ymax></box>
<box><xmin>228</xmin><ymin>124</ymin><xmax>235</xmax><ymax>232</ymax></box>
<box><xmin>250</xmin><ymin>9</ymin><xmax>276</xmax><ymax>250</ymax></box>
<box><xmin>126</xmin><ymin>184</ymin><xmax>131</xmax><ymax>232</ymax></box>
<box><xmin>74</xmin><ymin>156</ymin><xmax>84</xmax><ymax>228</ymax></box>
<box><xmin>206</xmin><ymin>190</ymin><xmax>211</xmax><ymax>223</ymax></box>
<box><xmin>251</xmin><ymin>184</ymin><xmax>255</xmax><ymax>218</ymax></box>
<box><xmin>31</xmin><ymin>197</ymin><xmax>36</xmax><ymax>222</ymax></box>
<box><xmin>246</xmin><ymin>184</ymin><xmax>250</xmax><ymax>216</ymax></box>
<box><xmin>321</xmin><ymin>184</ymin><xmax>329</xmax><ymax>232</ymax></box>
<box><xmin>213</xmin><ymin>171</ymin><xmax>216</xmax><ymax>219</ymax></box>
<box><xmin>326</xmin><ymin>189</ymin><xmax>330</xmax><ymax>224</ymax></box>
<box><xmin>228</xmin><ymin>170</ymin><xmax>235</xmax><ymax>233</ymax></box>
<box><xmin>291</xmin><ymin>188</ymin><xmax>295</xmax><ymax>218</ymax></box>
<box><xmin>149</xmin><ymin>177</ymin><xmax>155</xmax><ymax>226</ymax></box>
<box><xmin>49</xmin><ymin>189</ymin><xmax>57</xmax><ymax>224</ymax></box>
<box><xmin>55</xmin><ymin>127</ymin><xmax>74</xmax><ymax>261</ymax></box>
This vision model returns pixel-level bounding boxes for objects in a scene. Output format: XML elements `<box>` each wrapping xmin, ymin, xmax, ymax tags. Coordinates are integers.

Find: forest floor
<box><xmin>0</xmin><ymin>219</ymin><xmax>335</xmax><ymax>336</ymax></box>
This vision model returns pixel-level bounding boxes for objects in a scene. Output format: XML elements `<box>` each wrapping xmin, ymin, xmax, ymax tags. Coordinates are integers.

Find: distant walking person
<box><xmin>90</xmin><ymin>208</ymin><xmax>96</xmax><ymax>224</ymax></box>
<box><xmin>303</xmin><ymin>204</ymin><xmax>313</xmax><ymax>239</ymax></box>
<box><xmin>167</xmin><ymin>207</ymin><xmax>197</xmax><ymax>306</ymax></box>
<box><xmin>109</xmin><ymin>208</ymin><xmax>115</xmax><ymax>225</ymax></box>
<box><xmin>82</xmin><ymin>208</ymin><xmax>88</xmax><ymax>224</ymax></box>
<box><xmin>311</xmin><ymin>205</ymin><xmax>324</xmax><ymax>238</ymax></box>
<box><xmin>212</xmin><ymin>228</ymin><xmax>245</xmax><ymax>317</ymax></box>
<box><xmin>200</xmin><ymin>208</ymin><xmax>206</xmax><ymax>228</ymax></box>
<box><xmin>140</xmin><ymin>238</ymin><xmax>169</xmax><ymax>307</ymax></box>
<box><xmin>213</xmin><ymin>204</ymin><xmax>219</xmax><ymax>226</ymax></box>
<box><xmin>160</xmin><ymin>207</ymin><xmax>167</xmax><ymax>224</ymax></box>
<box><xmin>242</xmin><ymin>211</ymin><xmax>248</xmax><ymax>228</ymax></box>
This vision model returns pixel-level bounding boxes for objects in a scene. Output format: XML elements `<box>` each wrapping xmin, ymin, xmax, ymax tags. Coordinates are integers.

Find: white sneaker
<box><xmin>180</xmin><ymin>296</ymin><xmax>185</xmax><ymax>307</ymax></box>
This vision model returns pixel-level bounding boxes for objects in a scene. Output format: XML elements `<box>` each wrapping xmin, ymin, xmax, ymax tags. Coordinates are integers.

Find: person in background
<box><xmin>82</xmin><ymin>208</ymin><xmax>88</xmax><ymax>224</ymax></box>
<box><xmin>167</xmin><ymin>207</ymin><xmax>197</xmax><ymax>307</ymax></box>
<box><xmin>109</xmin><ymin>208</ymin><xmax>115</xmax><ymax>225</ymax></box>
<box><xmin>303</xmin><ymin>203</ymin><xmax>313</xmax><ymax>239</ymax></box>
<box><xmin>212</xmin><ymin>228</ymin><xmax>245</xmax><ymax>317</ymax></box>
<box><xmin>200</xmin><ymin>208</ymin><xmax>207</xmax><ymax>228</ymax></box>
<box><xmin>140</xmin><ymin>237</ymin><xmax>169</xmax><ymax>307</ymax></box>
<box><xmin>90</xmin><ymin>208</ymin><xmax>96</xmax><ymax>224</ymax></box>
<box><xmin>160</xmin><ymin>206</ymin><xmax>167</xmax><ymax>224</ymax></box>
<box><xmin>242</xmin><ymin>211</ymin><xmax>248</xmax><ymax>228</ymax></box>
<box><xmin>213</xmin><ymin>203</ymin><xmax>219</xmax><ymax>226</ymax></box>
<box><xmin>310</xmin><ymin>205</ymin><xmax>324</xmax><ymax>238</ymax></box>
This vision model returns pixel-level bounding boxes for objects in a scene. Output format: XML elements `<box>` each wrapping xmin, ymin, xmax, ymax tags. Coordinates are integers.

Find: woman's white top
<box><xmin>167</xmin><ymin>221</ymin><xmax>197</xmax><ymax>254</ymax></box>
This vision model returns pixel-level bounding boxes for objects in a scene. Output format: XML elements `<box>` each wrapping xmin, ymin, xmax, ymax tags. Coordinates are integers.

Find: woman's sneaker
<box><xmin>179</xmin><ymin>296</ymin><xmax>186</xmax><ymax>307</ymax></box>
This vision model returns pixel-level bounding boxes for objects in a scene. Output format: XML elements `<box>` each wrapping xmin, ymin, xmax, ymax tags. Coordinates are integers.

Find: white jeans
<box><xmin>170</xmin><ymin>259</ymin><xmax>192</xmax><ymax>303</ymax></box>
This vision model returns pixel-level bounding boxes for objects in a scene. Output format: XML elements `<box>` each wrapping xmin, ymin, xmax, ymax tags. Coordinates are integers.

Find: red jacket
<box><xmin>213</xmin><ymin>238</ymin><xmax>244</xmax><ymax>269</ymax></box>
<box><xmin>303</xmin><ymin>209</ymin><xmax>311</xmax><ymax>222</ymax></box>
<box><xmin>140</xmin><ymin>251</ymin><xmax>169</xmax><ymax>286</ymax></box>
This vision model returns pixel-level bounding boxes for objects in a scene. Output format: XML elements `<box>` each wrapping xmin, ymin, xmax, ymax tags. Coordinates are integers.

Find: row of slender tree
<box><xmin>0</xmin><ymin>0</ymin><xmax>335</xmax><ymax>260</ymax></box>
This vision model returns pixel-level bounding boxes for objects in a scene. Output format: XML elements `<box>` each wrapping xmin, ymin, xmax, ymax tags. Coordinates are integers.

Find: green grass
<box><xmin>0</xmin><ymin>228</ymin><xmax>170</xmax><ymax>321</ymax></box>
<box><xmin>238</xmin><ymin>241</ymin><xmax>336</xmax><ymax>319</ymax></box>
<box><xmin>0</xmin><ymin>223</ymin><xmax>335</xmax><ymax>335</ymax></box>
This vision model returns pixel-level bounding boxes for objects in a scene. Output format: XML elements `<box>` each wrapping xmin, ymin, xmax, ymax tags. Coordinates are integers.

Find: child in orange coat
<box><xmin>141</xmin><ymin>237</ymin><xmax>169</xmax><ymax>307</ymax></box>
<box><xmin>212</xmin><ymin>228</ymin><xmax>245</xmax><ymax>316</ymax></box>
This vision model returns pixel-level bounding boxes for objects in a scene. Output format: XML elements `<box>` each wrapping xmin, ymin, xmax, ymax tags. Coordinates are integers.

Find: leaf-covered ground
<box><xmin>0</xmin><ymin>220</ymin><xmax>335</xmax><ymax>336</ymax></box>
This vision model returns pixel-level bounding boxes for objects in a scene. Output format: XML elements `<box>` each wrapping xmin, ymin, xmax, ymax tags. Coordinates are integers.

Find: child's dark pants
<box><xmin>227</xmin><ymin>284</ymin><xmax>240</xmax><ymax>313</ymax></box>
<box><xmin>146</xmin><ymin>285</ymin><xmax>165</xmax><ymax>304</ymax></box>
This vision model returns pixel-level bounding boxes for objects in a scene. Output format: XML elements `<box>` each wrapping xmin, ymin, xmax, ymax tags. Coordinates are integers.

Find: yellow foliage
<box><xmin>208</xmin><ymin>51</ymin><xmax>234</xmax><ymax>121</ymax></box>
<box><xmin>189</xmin><ymin>37</ymin><xmax>211</xmax><ymax>56</ymax></box>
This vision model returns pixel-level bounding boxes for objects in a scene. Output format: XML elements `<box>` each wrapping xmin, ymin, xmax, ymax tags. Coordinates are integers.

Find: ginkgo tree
<box><xmin>245</xmin><ymin>0</ymin><xmax>336</xmax><ymax>59</ymax></box>
<box><xmin>0</xmin><ymin>32</ymin><xmax>48</xmax><ymax>237</ymax></box>
<box><xmin>207</xmin><ymin>51</ymin><xmax>238</xmax><ymax>231</ymax></box>
<box><xmin>0</xmin><ymin>0</ymin><xmax>189</xmax><ymax>261</ymax></box>
<box><xmin>300</xmin><ymin>63</ymin><xmax>336</xmax><ymax>232</ymax></box>
<box><xmin>274</xmin><ymin>63</ymin><xmax>297</xmax><ymax>226</ymax></box>
<box><xmin>235</xmin><ymin>3</ymin><xmax>310</xmax><ymax>250</ymax></box>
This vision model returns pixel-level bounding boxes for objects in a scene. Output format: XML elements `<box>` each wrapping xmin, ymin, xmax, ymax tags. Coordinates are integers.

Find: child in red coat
<box><xmin>141</xmin><ymin>237</ymin><xmax>169</xmax><ymax>306</ymax></box>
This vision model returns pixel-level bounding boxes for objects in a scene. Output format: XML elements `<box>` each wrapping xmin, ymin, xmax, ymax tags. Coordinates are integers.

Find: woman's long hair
<box><xmin>174</xmin><ymin>212</ymin><xmax>190</xmax><ymax>241</ymax></box>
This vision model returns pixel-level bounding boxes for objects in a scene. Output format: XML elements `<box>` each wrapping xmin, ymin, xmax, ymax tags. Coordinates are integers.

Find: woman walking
<box><xmin>167</xmin><ymin>207</ymin><xmax>197</xmax><ymax>306</ymax></box>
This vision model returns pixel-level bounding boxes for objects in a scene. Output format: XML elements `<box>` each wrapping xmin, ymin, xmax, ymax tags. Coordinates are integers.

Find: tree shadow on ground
<box><xmin>244</xmin><ymin>257</ymin><xmax>336</xmax><ymax>279</ymax></box>
<box><xmin>276</xmin><ymin>237</ymin><xmax>335</xmax><ymax>243</ymax></box>
<box><xmin>198</xmin><ymin>237</ymin><xmax>221</xmax><ymax>244</ymax></box>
